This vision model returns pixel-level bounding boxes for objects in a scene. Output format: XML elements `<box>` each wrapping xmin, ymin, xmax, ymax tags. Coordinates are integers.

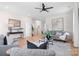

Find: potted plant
<box><xmin>43</xmin><ymin>30</ymin><xmax>53</xmax><ymax>40</ymax></box>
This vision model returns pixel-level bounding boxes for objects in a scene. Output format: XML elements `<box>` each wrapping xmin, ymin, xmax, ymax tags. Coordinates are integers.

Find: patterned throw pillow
<box><xmin>38</xmin><ymin>41</ymin><xmax>48</xmax><ymax>49</ymax></box>
<box><xmin>27</xmin><ymin>40</ymin><xmax>48</xmax><ymax>49</ymax></box>
<box><xmin>27</xmin><ymin>40</ymin><xmax>38</xmax><ymax>49</ymax></box>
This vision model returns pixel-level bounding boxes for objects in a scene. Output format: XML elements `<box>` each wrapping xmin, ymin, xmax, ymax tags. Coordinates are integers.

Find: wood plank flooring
<box><xmin>68</xmin><ymin>40</ymin><xmax>78</xmax><ymax>56</ymax></box>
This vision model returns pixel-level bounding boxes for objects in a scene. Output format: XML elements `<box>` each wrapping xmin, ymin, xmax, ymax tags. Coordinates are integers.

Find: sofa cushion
<box><xmin>9</xmin><ymin>47</ymin><xmax>55</xmax><ymax>56</ymax></box>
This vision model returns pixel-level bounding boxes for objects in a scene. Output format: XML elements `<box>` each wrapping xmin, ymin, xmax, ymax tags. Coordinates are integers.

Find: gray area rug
<box><xmin>49</xmin><ymin>40</ymin><xmax>71</xmax><ymax>56</ymax></box>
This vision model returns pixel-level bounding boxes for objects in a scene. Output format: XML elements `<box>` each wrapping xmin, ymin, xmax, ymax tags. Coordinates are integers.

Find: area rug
<box><xmin>49</xmin><ymin>40</ymin><xmax>71</xmax><ymax>56</ymax></box>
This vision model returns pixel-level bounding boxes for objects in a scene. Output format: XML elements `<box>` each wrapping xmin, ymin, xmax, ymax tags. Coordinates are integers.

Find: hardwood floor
<box><xmin>71</xmin><ymin>47</ymin><xmax>78</xmax><ymax>56</ymax></box>
<box><xmin>68</xmin><ymin>40</ymin><xmax>78</xmax><ymax>56</ymax></box>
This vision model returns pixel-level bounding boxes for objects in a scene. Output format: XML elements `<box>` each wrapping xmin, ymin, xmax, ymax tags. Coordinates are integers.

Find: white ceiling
<box><xmin>0</xmin><ymin>2</ymin><xmax>75</xmax><ymax>19</ymax></box>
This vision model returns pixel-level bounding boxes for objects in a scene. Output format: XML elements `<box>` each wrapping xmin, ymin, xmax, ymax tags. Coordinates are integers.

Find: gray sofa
<box><xmin>0</xmin><ymin>35</ymin><xmax>17</xmax><ymax>56</ymax></box>
<box><xmin>44</xmin><ymin>31</ymin><xmax>72</xmax><ymax>42</ymax></box>
<box><xmin>0</xmin><ymin>45</ymin><xmax>17</xmax><ymax>56</ymax></box>
<box><xmin>9</xmin><ymin>47</ymin><xmax>55</xmax><ymax>56</ymax></box>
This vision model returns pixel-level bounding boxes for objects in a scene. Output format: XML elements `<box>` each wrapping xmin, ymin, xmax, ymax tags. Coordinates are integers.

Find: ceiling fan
<box><xmin>35</xmin><ymin>3</ymin><xmax>54</xmax><ymax>12</ymax></box>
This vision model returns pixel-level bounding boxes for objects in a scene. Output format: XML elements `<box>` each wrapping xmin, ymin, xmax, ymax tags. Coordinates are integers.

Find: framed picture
<box><xmin>52</xmin><ymin>17</ymin><xmax>64</xmax><ymax>31</ymax></box>
<box><xmin>8</xmin><ymin>19</ymin><xmax>21</xmax><ymax>27</ymax></box>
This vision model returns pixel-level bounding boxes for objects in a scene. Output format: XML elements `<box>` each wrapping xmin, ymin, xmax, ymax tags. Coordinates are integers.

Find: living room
<box><xmin>0</xmin><ymin>2</ymin><xmax>78</xmax><ymax>56</ymax></box>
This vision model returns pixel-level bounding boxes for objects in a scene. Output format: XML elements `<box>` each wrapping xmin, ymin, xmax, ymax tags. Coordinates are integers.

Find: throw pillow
<box><xmin>27</xmin><ymin>40</ymin><xmax>48</xmax><ymax>49</ymax></box>
<box><xmin>3</xmin><ymin>36</ymin><xmax>7</xmax><ymax>45</ymax></box>
<box><xmin>39</xmin><ymin>41</ymin><xmax>48</xmax><ymax>49</ymax></box>
<box><xmin>27</xmin><ymin>40</ymin><xmax>38</xmax><ymax>49</ymax></box>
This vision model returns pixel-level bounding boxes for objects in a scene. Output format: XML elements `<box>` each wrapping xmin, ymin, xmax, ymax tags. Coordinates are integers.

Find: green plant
<box><xmin>43</xmin><ymin>31</ymin><xmax>53</xmax><ymax>40</ymax></box>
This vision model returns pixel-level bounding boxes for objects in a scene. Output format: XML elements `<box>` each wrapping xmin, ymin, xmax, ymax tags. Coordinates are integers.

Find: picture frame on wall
<box><xmin>8</xmin><ymin>19</ymin><xmax>21</xmax><ymax>28</ymax></box>
<box><xmin>52</xmin><ymin>17</ymin><xmax>64</xmax><ymax>31</ymax></box>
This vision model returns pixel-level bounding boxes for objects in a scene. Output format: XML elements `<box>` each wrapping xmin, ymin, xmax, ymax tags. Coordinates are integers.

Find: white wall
<box><xmin>0</xmin><ymin>11</ymin><xmax>13</xmax><ymax>35</ymax></box>
<box><xmin>64</xmin><ymin>10</ymin><xmax>73</xmax><ymax>34</ymax></box>
<box><xmin>45</xmin><ymin>10</ymin><xmax>73</xmax><ymax>34</ymax></box>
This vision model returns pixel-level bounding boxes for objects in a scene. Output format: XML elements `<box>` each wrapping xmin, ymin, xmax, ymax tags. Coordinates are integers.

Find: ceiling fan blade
<box><xmin>45</xmin><ymin>10</ymin><xmax>49</xmax><ymax>12</ymax></box>
<box><xmin>35</xmin><ymin>8</ymin><xmax>41</xmax><ymax>9</ymax></box>
<box><xmin>46</xmin><ymin>7</ymin><xmax>53</xmax><ymax>9</ymax></box>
